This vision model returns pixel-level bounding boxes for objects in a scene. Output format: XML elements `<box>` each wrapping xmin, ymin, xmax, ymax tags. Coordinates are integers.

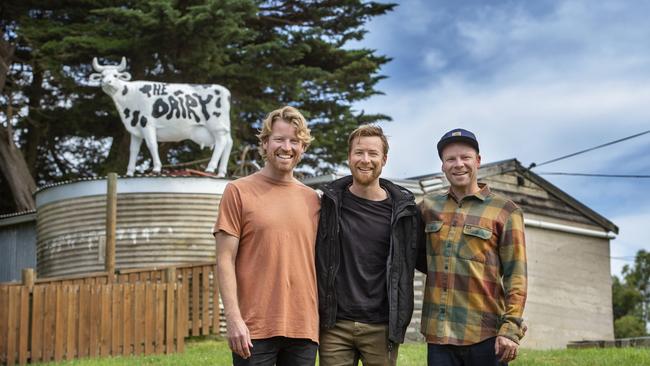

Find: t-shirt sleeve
<box><xmin>213</xmin><ymin>183</ymin><xmax>243</xmax><ymax>238</ymax></box>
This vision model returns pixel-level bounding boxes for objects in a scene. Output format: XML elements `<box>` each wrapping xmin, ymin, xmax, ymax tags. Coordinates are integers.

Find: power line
<box><xmin>611</xmin><ymin>256</ymin><xmax>636</xmax><ymax>262</ymax></box>
<box><xmin>538</xmin><ymin>172</ymin><xmax>650</xmax><ymax>178</ymax></box>
<box><xmin>528</xmin><ymin>129</ymin><xmax>650</xmax><ymax>169</ymax></box>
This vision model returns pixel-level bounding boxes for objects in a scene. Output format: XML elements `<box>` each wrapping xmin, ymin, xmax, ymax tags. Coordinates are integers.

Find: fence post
<box><xmin>165</xmin><ymin>268</ymin><xmax>176</xmax><ymax>284</ymax></box>
<box><xmin>22</xmin><ymin>268</ymin><xmax>35</xmax><ymax>288</ymax></box>
<box><xmin>106</xmin><ymin>173</ymin><xmax>117</xmax><ymax>283</ymax></box>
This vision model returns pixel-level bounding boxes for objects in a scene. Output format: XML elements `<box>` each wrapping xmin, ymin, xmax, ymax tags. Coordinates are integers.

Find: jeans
<box><xmin>232</xmin><ymin>336</ymin><xmax>318</xmax><ymax>366</ymax></box>
<box><xmin>427</xmin><ymin>337</ymin><xmax>507</xmax><ymax>366</ymax></box>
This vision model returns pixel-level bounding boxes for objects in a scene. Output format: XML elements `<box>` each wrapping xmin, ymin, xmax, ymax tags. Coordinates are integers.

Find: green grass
<box><xmin>397</xmin><ymin>343</ymin><xmax>650</xmax><ymax>365</ymax></box>
<box><xmin>35</xmin><ymin>338</ymin><xmax>650</xmax><ymax>365</ymax></box>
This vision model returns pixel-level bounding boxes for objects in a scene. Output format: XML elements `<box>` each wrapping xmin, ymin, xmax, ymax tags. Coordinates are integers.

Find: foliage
<box><xmin>34</xmin><ymin>339</ymin><xmax>650</xmax><ymax>365</ymax></box>
<box><xmin>612</xmin><ymin>276</ymin><xmax>643</xmax><ymax>320</ymax></box>
<box><xmin>0</xmin><ymin>0</ymin><xmax>395</xmax><ymax>214</ymax></box>
<box><xmin>611</xmin><ymin>249</ymin><xmax>650</xmax><ymax>337</ymax></box>
<box><xmin>622</xmin><ymin>249</ymin><xmax>650</xmax><ymax>323</ymax></box>
<box><xmin>614</xmin><ymin>315</ymin><xmax>647</xmax><ymax>339</ymax></box>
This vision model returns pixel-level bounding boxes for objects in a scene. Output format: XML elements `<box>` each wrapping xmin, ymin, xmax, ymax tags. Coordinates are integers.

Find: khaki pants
<box><xmin>319</xmin><ymin>320</ymin><xmax>399</xmax><ymax>366</ymax></box>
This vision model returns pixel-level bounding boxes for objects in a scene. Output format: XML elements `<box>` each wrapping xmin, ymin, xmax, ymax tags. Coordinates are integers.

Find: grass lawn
<box><xmin>35</xmin><ymin>338</ymin><xmax>650</xmax><ymax>365</ymax></box>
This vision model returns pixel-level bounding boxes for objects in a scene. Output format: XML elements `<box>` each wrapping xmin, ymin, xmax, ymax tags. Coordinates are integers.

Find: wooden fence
<box><xmin>0</xmin><ymin>262</ymin><xmax>221</xmax><ymax>365</ymax></box>
<box><xmin>116</xmin><ymin>263</ymin><xmax>222</xmax><ymax>337</ymax></box>
<box><xmin>0</xmin><ymin>283</ymin><xmax>186</xmax><ymax>365</ymax></box>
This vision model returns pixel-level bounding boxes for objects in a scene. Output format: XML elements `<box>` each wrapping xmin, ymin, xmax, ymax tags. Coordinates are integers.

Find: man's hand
<box><xmin>494</xmin><ymin>335</ymin><xmax>518</xmax><ymax>363</ymax></box>
<box><xmin>226</xmin><ymin>314</ymin><xmax>253</xmax><ymax>359</ymax></box>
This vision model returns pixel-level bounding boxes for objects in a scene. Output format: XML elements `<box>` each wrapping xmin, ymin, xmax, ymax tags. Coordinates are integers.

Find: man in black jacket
<box><xmin>316</xmin><ymin>125</ymin><xmax>420</xmax><ymax>366</ymax></box>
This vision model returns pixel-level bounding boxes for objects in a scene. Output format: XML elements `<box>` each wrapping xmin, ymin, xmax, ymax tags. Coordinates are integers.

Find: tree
<box><xmin>622</xmin><ymin>250</ymin><xmax>650</xmax><ymax>324</ymax></box>
<box><xmin>0</xmin><ymin>0</ymin><xmax>395</xmax><ymax>214</ymax></box>
<box><xmin>1</xmin><ymin>24</ymin><xmax>37</xmax><ymax>212</ymax></box>
<box><xmin>612</xmin><ymin>275</ymin><xmax>643</xmax><ymax>320</ymax></box>
<box><xmin>611</xmin><ymin>250</ymin><xmax>650</xmax><ymax>338</ymax></box>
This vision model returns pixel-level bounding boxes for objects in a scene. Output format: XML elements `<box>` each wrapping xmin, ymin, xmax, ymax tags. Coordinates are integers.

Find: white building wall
<box><xmin>521</xmin><ymin>215</ymin><xmax>614</xmax><ymax>349</ymax></box>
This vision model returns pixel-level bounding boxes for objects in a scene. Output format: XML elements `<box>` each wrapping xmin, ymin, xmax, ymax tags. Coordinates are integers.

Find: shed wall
<box><xmin>0</xmin><ymin>221</ymin><xmax>37</xmax><ymax>282</ymax></box>
<box><xmin>521</xmin><ymin>221</ymin><xmax>614</xmax><ymax>349</ymax></box>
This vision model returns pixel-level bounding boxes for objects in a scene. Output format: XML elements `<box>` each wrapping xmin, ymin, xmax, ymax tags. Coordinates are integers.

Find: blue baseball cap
<box><xmin>437</xmin><ymin>128</ymin><xmax>479</xmax><ymax>158</ymax></box>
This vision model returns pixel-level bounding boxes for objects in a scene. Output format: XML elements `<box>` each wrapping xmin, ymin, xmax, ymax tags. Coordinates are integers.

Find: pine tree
<box><xmin>0</xmin><ymin>0</ymin><xmax>395</xmax><ymax>213</ymax></box>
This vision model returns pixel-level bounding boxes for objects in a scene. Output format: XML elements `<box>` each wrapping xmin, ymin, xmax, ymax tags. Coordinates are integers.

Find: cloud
<box><xmin>610</xmin><ymin>211</ymin><xmax>650</xmax><ymax>277</ymax></box>
<box><xmin>356</xmin><ymin>0</ymin><xmax>650</xmax><ymax>176</ymax></box>
<box><xmin>353</xmin><ymin>0</ymin><xmax>650</xmax><ymax>275</ymax></box>
<box><xmin>370</xmin><ymin>74</ymin><xmax>650</xmax><ymax>179</ymax></box>
<box><xmin>422</xmin><ymin>50</ymin><xmax>447</xmax><ymax>71</ymax></box>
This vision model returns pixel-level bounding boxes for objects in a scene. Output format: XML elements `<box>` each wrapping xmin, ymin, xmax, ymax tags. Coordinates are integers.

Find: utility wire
<box><xmin>528</xmin><ymin>129</ymin><xmax>650</xmax><ymax>169</ymax></box>
<box><xmin>538</xmin><ymin>172</ymin><xmax>650</xmax><ymax>178</ymax></box>
<box><xmin>611</xmin><ymin>256</ymin><xmax>636</xmax><ymax>262</ymax></box>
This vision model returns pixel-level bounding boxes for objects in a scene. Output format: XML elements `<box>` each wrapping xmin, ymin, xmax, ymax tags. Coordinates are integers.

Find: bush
<box><xmin>614</xmin><ymin>314</ymin><xmax>647</xmax><ymax>338</ymax></box>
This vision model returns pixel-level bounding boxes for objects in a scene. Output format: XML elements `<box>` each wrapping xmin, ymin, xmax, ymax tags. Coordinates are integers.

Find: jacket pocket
<box><xmin>425</xmin><ymin>221</ymin><xmax>443</xmax><ymax>255</ymax></box>
<box><xmin>458</xmin><ymin>224</ymin><xmax>493</xmax><ymax>262</ymax></box>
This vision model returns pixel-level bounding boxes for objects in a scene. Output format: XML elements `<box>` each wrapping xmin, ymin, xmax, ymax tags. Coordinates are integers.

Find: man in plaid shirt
<box><xmin>418</xmin><ymin>129</ymin><xmax>527</xmax><ymax>365</ymax></box>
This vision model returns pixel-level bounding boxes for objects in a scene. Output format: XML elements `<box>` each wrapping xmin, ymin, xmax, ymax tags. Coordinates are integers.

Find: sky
<box><xmin>351</xmin><ymin>0</ymin><xmax>650</xmax><ymax>277</ymax></box>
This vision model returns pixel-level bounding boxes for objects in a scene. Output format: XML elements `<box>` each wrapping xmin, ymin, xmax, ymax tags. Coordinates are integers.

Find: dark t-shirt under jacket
<box><xmin>336</xmin><ymin>187</ymin><xmax>393</xmax><ymax>324</ymax></box>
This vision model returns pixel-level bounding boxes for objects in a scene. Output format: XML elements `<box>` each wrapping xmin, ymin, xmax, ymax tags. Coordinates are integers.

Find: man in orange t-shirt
<box><xmin>214</xmin><ymin>106</ymin><xmax>320</xmax><ymax>366</ymax></box>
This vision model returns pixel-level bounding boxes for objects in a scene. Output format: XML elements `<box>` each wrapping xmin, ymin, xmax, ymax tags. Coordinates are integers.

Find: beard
<box><xmin>351</xmin><ymin>165</ymin><xmax>382</xmax><ymax>186</ymax></box>
<box><xmin>267</xmin><ymin>150</ymin><xmax>300</xmax><ymax>172</ymax></box>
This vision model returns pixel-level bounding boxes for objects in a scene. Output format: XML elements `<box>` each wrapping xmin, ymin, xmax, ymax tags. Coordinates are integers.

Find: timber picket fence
<box><xmin>115</xmin><ymin>263</ymin><xmax>222</xmax><ymax>337</ymax></box>
<box><xmin>0</xmin><ymin>283</ymin><xmax>186</xmax><ymax>365</ymax></box>
<box><xmin>0</xmin><ymin>262</ymin><xmax>221</xmax><ymax>365</ymax></box>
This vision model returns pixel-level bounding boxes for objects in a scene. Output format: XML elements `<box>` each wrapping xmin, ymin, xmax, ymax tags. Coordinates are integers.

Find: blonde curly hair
<box><xmin>257</xmin><ymin>106</ymin><xmax>314</xmax><ymax>159</ymax></box>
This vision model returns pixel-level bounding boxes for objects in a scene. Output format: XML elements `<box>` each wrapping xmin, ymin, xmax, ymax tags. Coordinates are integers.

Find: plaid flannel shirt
<box><xmin>419</xmin><ymin>184</ymin><xmax>527</xmax><ymax>345</ymax></box>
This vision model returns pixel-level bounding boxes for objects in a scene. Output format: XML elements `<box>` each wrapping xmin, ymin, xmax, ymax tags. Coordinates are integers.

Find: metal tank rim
<box><xmin>35</xmin><ymin>175</ymin><xmax>230</xmax><ymax>208</ymax></box>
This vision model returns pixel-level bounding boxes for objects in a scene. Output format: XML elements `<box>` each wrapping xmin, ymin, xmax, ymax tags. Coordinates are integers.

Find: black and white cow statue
<box><xmin>90</xmin><ymin>57</ymin><xmax>233</xmax><ymax>177</ymax></box>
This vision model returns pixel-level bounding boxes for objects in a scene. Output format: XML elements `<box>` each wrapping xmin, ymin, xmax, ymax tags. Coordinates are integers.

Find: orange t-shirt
<box><xmin>214</xmin><ymin>172</ymin><xmax>320</xmax><ymax>343</ymax></box>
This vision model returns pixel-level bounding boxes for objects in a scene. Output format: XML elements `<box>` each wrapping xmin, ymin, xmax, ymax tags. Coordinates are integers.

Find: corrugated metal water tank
<box><xmin>35</xmin><ymin>176</ymin><xmax>227</xmax><ymax>277</ymax></box>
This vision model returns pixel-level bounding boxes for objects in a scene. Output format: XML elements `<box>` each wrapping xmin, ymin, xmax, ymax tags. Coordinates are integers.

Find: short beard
<box><xmin>352</xmin><ymin>168</ymin><xmax>381</xmax><ymax>186</ymax></box>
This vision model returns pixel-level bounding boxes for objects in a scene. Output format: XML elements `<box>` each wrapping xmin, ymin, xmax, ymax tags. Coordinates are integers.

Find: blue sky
<box><xmin>351</xmin><ymin>0</ymin><xmax>650</xmax><ymax>276</ymax></box>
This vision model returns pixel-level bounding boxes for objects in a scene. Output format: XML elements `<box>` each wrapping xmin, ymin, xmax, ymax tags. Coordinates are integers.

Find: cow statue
<box><xmin>90</xmin><ymin>57</ymin><xmax>233</xmax><ymax>177</ymax></box>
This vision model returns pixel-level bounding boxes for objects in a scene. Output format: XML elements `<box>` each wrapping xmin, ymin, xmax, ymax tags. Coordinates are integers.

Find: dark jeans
<box><xmin>427</xmin><ymin>337</ymin><xmax>507</xmax><ymax>366</ymax></box>
<box><xmin>232</xmin><ymin>336</ymin><xmax>318</xmax><ymax>366</ymax></box>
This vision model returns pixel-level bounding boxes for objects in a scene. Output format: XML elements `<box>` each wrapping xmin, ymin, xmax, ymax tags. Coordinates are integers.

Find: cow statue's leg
<box><xmin>127</xmin><ymin>135</ymin><xmax>143</xmax><ymax>176</ymax></box>
<box><xmin>141</xmin><ymin>126</ymin><xmax>163</xmax><ymax>174</ymax></box>
<box><xmin>218</xmin><ymin>133</ymin><xmax>234</xmax><ymax>177</ymax></box>
<box><xmin>206</xmin><ymin>130</ymin><xmax>233</xmax><ymax>178</ymax></box>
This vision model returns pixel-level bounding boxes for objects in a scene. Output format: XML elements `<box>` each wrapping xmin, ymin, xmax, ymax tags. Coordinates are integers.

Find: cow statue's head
<box><xmin>89</xmin><ymin>57</ymin><xmax>132</xmax><ymax>96</ymax></box>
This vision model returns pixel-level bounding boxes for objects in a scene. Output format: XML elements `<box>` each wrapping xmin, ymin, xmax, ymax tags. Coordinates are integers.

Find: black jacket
<box><xmin>315</xmin><ymin>175</ymin><xmax>420</xmax><ymax>344</ymax></box>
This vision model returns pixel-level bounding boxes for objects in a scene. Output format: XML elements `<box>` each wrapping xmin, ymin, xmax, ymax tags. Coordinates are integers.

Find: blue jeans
<box><xmin>428</xmin><ymin>337</ymin><xmax>507</xmax><ymax>366</ymax></box>
<box><xmin>232</xmin><ymin>336</ymin><xmax>318</xmax><ymax>366</ymax></box>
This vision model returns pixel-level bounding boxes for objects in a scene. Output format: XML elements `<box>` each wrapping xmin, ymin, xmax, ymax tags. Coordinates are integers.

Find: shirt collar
<box><xmin>447</xmin><ymin>183</ymin><xmax>490</xmax><ymax>203</ymax></box>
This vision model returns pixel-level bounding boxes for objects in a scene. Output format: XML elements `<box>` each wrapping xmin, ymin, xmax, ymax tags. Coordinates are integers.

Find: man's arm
<box><xmin>215</xmin><ymin>231</ymin><xmax>253</xmax><ymax>359</ymax></box>
<box><xmin>495</xmin><ymin>207</ymin><xmax>528</xmax><ymax>362</ymax></box>
<box><xmin>415</xmin><ymin>207</ymin><xmax>428</xmax><ymax>273</ymax></box>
